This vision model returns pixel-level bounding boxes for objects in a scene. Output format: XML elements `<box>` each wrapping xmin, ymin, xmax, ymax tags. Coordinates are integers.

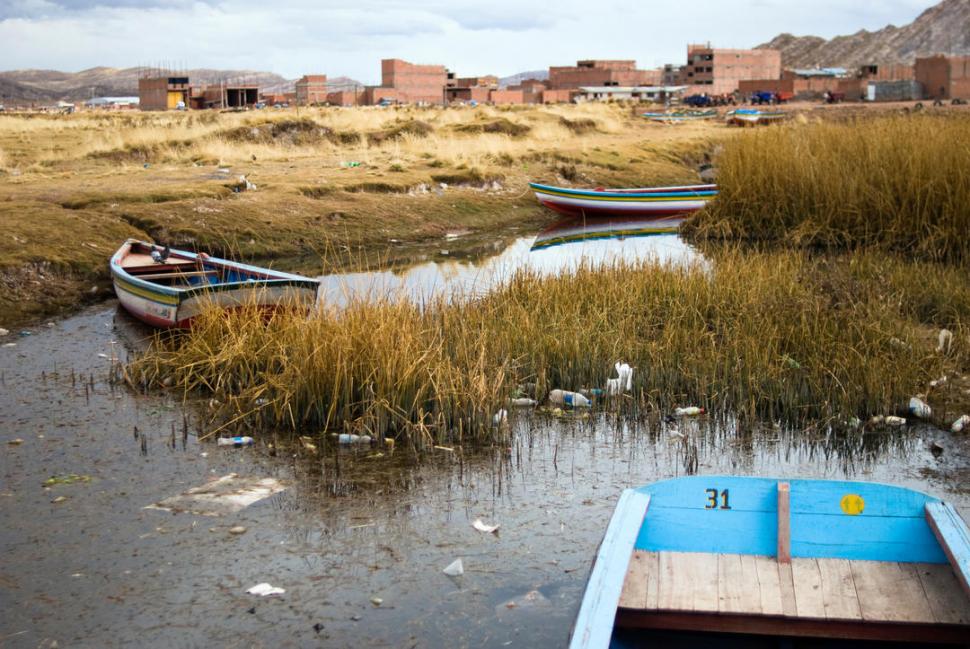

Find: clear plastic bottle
<box><xmin>548</xmin><ymin>389</ymin><xmax>591</xmax><ymax>408</ymax></box>
<box><xmin>217</xmin><ymin>436</ymin><xmax>254</xmax><ymax>447</ymax></box>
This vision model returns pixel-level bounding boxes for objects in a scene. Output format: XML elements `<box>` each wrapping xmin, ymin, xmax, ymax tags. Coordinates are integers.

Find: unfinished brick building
<box><xmin>138</xmin><ymin>75</ymin><xmax>190</xmax><ymax>110</ymax></box>
<box><xmin>445</xmin><ymin>75</ymin><xmax>498</xmax><ymax>103</ymax></box>
<box><xmin>546</xmin><ymin>60</ymin><xmax>660</xmax><ymax>90</ymax></box>
<box><xmin>915</xmin><ymin>55</ymin><xmax>970</xmax><ymax>100</ymax></box>
<box><xmin>364</xmin><ymin>59</ymin><xmax>447</xmax><ymax>105</ymax></box>
<box><xmin>682</xmin><ymin>45</ymin><xmax>781</xmax><ymax>95</ymax></box>
<box><xmin>295</xmin><ymin>75</ymin><xmax>328</xmax><ymax>105</ymax></box>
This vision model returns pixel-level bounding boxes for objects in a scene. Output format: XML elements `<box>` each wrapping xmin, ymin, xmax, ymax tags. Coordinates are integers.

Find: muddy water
<box><xmin>2</xmin><ymin>225</ymin><xmax>969</xmax><ymax>648</ymax></box>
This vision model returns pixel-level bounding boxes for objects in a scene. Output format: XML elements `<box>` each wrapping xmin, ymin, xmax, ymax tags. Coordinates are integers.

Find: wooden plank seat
<box><xmin>121</xmin><ymin>252</ymin><xmax>195</xmax><ymax>269</ymax></box>
<box><xmin>617</xmin><ymin>550</ymin><xmax>970</xmax><ymax>643</ymax></box>
<box><xmin>127</xmin><ymin>269</ymin><xmax>220</xmax><ymax>281</ymax></box>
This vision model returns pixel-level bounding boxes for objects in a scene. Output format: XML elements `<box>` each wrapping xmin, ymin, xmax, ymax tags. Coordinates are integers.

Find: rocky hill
<box><xmin>499</xmin><ymin>70</ymin><xmax>549</xmax><ymax>88</ymax></box>
<box><xmin>0</xmin><ymin>67</ymin><xmax>290</xmax><ymax>103</ymax></box>
<box><xmin>758</xmin><ymin>0</ymin><xmax>970</xmax><ymax>68</ymax></box>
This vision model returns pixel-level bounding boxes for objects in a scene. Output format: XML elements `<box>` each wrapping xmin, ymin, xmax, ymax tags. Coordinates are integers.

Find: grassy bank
<box><xmin>129</xmin><ymin>249</ymin><xmax>969</xmax><ymax>446</ymax></box>
<box><xmin>685</xmin><ymin>112</ymin><xmax>970</xmax><ymax>262</ymax></box>
<box><xmin>0</xmin><ymin>103</ymin><xmax>717</xmax><ymax>326</ymax></box>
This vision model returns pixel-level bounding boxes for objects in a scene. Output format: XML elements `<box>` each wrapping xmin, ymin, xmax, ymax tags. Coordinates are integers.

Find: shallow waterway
<box><xmin>1</xmin><ymin>221</ymin><xmax>968</xmax><ymax>648</ymax></box>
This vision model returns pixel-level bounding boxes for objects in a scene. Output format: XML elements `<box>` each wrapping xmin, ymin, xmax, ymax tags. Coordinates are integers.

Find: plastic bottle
<box><xmin>674</xmin><ymin>406</ymin><xmax>704</xmax><ymax>417</ymax></box>
<box><xmin>510</xmin><ymin>398</ymin><xmax>537</xmax><ymax>407</ymax></box>
<box><xmin>334</xmin><ymin>433</ymin><xmax>372</xmax><ymax>444</ymax></box>
<box><xmin>217</xmin><ymin>436</ymin><xmax>254</xmax><ymax>447</ymax></box>
<box><xmin>907</xmin><ymin>397</ymin><xmax>932</xmax><ymax>419</ymax></box>
<box><xmin>548</xmin><ymin>389</ymin><xmax>591</xmax><ymax>408</ymax></box>
<box><xmin>950</xmin><ymin>415</ymin><xmax>970</xmax><ymax>434</ymax></box>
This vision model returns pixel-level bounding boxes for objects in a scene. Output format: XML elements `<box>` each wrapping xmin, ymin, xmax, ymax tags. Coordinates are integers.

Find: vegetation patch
<box><xmin>219</xmin><ymin>118</ymin><xmax>350</xmax><ymax>146</ymax></box>
<box><xmin>685</xmin><ymin>113</ymin><xmax>970</xmax><ymax>263</ymax></box>
<box><xmin>343</xmin><ymin>182</ymin><xmax>413</xmax><ymax>194</ymax></box>
<box><xmin>558</xmin><ymin>116</ymin><xmax>598</xmax><ymax>134</ymax></box>
<box><xmin>454</xmin><ymin>118</ymin><xmax>531</xmax><ymax>138</ymax></box>
<box><xmin>367</xmin><ymin>120</ymin><xmax>434</xmax><ymax>145</ymax></box>
<box><xmin>430</xmin><ymin>168</ymin><xmax>503</xmax><ymax>186</ymax></box>
<box><xmin>299</xmin><ymin>185</ymin><xmax>336</xmax><ymax>199</ymax></box>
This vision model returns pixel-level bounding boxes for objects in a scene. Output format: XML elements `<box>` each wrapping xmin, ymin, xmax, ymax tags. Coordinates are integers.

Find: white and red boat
<box><xmin>529</xmin><ymin>182</ymin><xmax>717</xmax><ymax>218</ymax></box>
<box><xmin>109</xmin><ymin>239</ymin><xmax>319</xmax><ymax>328</ymax></box>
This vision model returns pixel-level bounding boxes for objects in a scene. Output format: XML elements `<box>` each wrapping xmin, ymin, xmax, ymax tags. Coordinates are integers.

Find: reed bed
<box><xmin>129</xmin><ymin>249</ymin><xmax>966</xmax><ymax>446</ymax></box>
<box><xmin>685</xmin><ymin>113</ymin><xmax>970</xmax><ymax>262</ymax></box>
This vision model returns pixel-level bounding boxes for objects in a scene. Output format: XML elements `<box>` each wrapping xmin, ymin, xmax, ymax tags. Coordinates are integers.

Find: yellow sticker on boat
<box><xmin>840</xmin><ymin>494</ymin><xmax>865</xmax><ymax>515</ymax></box>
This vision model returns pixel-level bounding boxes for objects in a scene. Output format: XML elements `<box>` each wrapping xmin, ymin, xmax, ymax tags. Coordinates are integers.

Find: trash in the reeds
<box><xmin>551</xmin><ymin>407</ymin><xmax>564</xmax><ymax>417</ymax></box>
<box><xmin>930</xmin><ymin>441</ymin><xmax>944</xmax><ymax>457</ymax></box>
<box><xmin>548</xmin><ymin>389</ymin><xmax>590</xmax><ymax>408</ymax></box>
<box><xmin>46</xmin><ymin>322</ymin><xmax>55</xmax><ymax>328</ymax></box>
<box><xmin>247</xmin><ymin>583</ymin><xmax>285</xmax><ymax>597</ymax></box>
<box><xmin>0</xmin><ymin>328</ymin><xmax>8</xmax><ymax>336</ymax></box>
<box><xmin>908</xmin><ymin>397</ymin><xmax>932</xmax><ymax>419</ymax></box>
<box><xmin>492</xmin><ymin>409</ymin><xmax>508</xmax><ymax>426</ymax></box>
<box><xmin>607</xmin><ymin>362</ymin><xmax>634</xmax><ymax>395</ymax></box>
<box><xmin>868</xmin><ymin>415</ymin><xmax>885</xmax><ymax>427</ymax></box>
<box><xmin>929</xmin><ymin>376</ymin><xmax>947</xmax><ymax>388</ymax></box>
<box><xmin>384</xmin><ymin>437</ymin><xmax>396</xmax><ymax>450</ymax></box>
<box><xmin>97</xmin><ymin>353</ymin><xmax>108</xmax><ymax>358</ymax></box>
<box><xmin>885</xmin><ymin>415</ymin><xmax>906</xmax><ymax>427</ymax></box>
<box><xmin>580</xmin><ymin>388</ymin><xmax>605</xmax><ymax>398</ymax></box>
<box><xmin>339</xmin><ymin>161</ymin><xmax>362</xmax><ymax>168</ymax></box>
<box><xmin>299</xmin><ymin>436</ymin><xmax>317</xmax><ymax>453</ymax></box>
<box><xmin>370</xmin><ymin>597</ymin><xmax>383</xmax><ymax>606</ymax></box>
<box><xmin>496</xmin><ymin>589</ymin><xmax>550</xmax><ymax>616</ymax></box>
<box><xmin>442</xmin><ymin>558</ymin><xmax>464</xmax><ymax>576</ymax></box>
<box><xmin>951</xmin><ymin>415</ymin><xmax>970</xmax><ymax>433</ymax></box>
<box><xmin>668</xmin><ymin>431</ymin><xmax>686</xmax><ymax>442</ymax></box>
<box><xmin>937</xmin><ymin>329</ymin><xmax>953</xmax><ymax>354</ymax></box>
<box><xmin>434</xmin><ymin>445</ymin><xmax>455</xmax><ymax>452</ymax></box>
<box><xmin>472</xmin><ymin>519</ymin><xmax>500</xmax><ymax>534</ymax></box>
<box><xmin>845</xmin><ymin>416</ymin><xmax>862</xmax><ymax>429</ymax></box>
<box><xmin>44</xmin><ymin>474</ymin><xmax>91</xmax><ymax>486</ymax></box>
<box><xmin>146</xmin><ymin>473</ymin><xmax>286</xmax><ymax>516</ymax></box>
<box><xmin>18</xmin><ymin>330</ymin><xmax>31</xmax><ymax>337</ymax></box>
<box><xmin>229</xmin><ymin>526</ymin><xmax>247</xmax><ymax>535</ymax></box>
<box><xmin>674</xmin><ymin>406</ymin><xmax>704</xmax><ymax>417</ymax></box>
<box><xmin>333</xmin><ymin>433</ymin><xmax>372</xmax><ymax>444</ymax></box>
<box><xmin>889</xmin><ymin>337</ymin><xmax>910</xmax><ymax>350</ymax></box>
<box><xmin>3</xmin><ymin>342</ymin><xmax>16</xmax><ymax>348</ymax></box>
<box><xmin>51</xmin><ymin>495</ymin><xmax>68</xmax><ymax>504</ymax></box>
<box><xmin>510</xmin><ymin>398</ymin><xmax>537</xmax><ymax>407</ymax></box>
<box><xmin>217</xmin><ymin>436</ymin><xmax>254</xmax><ymax>447</ymax></box>
<box><xmin>8</xmin><ymin>438</ymin><xmax>23</xmax><ymax>445</ymax></box>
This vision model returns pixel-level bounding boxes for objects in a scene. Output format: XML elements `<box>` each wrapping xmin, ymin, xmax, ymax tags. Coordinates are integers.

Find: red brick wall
<box><xmin>326</xmin><ymin>90</ymin><xmax>359</xmax><ymax>106</ymax></box>
<box><xmin>362</xmin><ymin>87</ymin><xmax>407</xmax><ymax>105</ymax></box>
<box><xmin>295</xmin><ymin>75</ymin><xmax>328</xmax><ymax>105</ymax></box>
<box><xmin>489</xmin><ymin>89</ymin><xmax>525</xmax><ymax>104</ymax></box>
<box><xmin>547</xmin><ymin>61</ymin><xmax>660</xmax><ymax>89</ymax></box>
<box><xmin>541</xmin><ymin>89</ymin><xmax>576</xmax><ymax>103</ymax></box>
<box><xmin>915</xmin><ymin>56</ymin><xmax>950</xmax><ymax>99</ymax></box>
<box><xmin>684</xmin><ymin>48</ymin><xmax>781</xmax><ymax>95</ymax></box>
<box><xmin>138</xmin><ymin>77</ymin><xmax>187</xmax><ymax>111</ymax></box>
<box><xmin>381</xmin><ymin>59</ymin><xmax>447</xmax><ymax>104</ymax></box>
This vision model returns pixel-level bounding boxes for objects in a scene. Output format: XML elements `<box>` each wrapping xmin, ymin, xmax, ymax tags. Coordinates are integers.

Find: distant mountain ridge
<box><xmin>757</xmin><ymin>0</ymin><xmax>970</xmax><ymax>68</ymax></box>
<box><xmin>499</xmin><ymin>70</ymin><xmax>549</xmax><ymax>88</ymax></box>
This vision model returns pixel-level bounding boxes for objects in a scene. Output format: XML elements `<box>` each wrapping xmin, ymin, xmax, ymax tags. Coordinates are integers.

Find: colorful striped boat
<box><xmin>531</xmin><ymin>215</ymin><xmax>684</xmax><ymax>251</ymax></box>
<box><xmin>110</xmin><ymin>239</ymin><xmax>319</xmax><ymax>328</ymax></box>
<box><xmin>726</xmin><ymin>108</ymin><xmax>787</xmax><ymax>127</ymax></box>
<box><xmin>529</xmin><ymin>183</ymin><xmax>717</xmax><ymax>218</ymax></box>
<box><xmin>571</xmin><ymin>476</ymin><xmax>970</xmax><ymax>648</ymax></box>
<box><xmin>642</xmin><ymin>110</ymin><xmax>717</xmax><ymax>124</ymax></box>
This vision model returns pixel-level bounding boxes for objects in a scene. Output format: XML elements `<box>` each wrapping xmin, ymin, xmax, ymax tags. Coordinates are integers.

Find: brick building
<box><xmin>681</xmin><ymin>45</ymin><xmax>781</xmax><ymax>95</ymax></box>
<box><xmin>364</xmin><ymin>59</ymin><xmax>447</xmax><ymax>105</ymax></box>
<box><xmin>546</xmin><ymin>60</ymin><xmax>660</xmax><ymax>90</ymax></box>
<box><xmin>295</xmin><ymin>75</ymin><xmax>328</xmax><ymax>105</ymax></box>
<box><xmin>445</xmin><ymin>75</ymin><xmax>498</xmax><ymax>103</ymax></box>
<box><xmin>138</xmin><ymin>75</ymin><xmax>190</xmax><ymax>111</ymax></box>
<box><xmin>915</xmin><ymin>55</ymin><xmax>970</xmax><ymax>100</ymax></box>
<box><xmin>507</xmin><ymin>79</ymin><xmax>546</xmax><ymax>103</ymax></box>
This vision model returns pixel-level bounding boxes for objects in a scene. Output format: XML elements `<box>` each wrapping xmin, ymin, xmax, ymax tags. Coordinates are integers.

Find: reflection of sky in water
<box><xmin>318</xmin><ymin>231</ymin><xmax>698</xmax><ymax>306</ymax></box>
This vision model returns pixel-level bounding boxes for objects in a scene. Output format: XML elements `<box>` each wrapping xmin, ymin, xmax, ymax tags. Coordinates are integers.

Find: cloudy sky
<box><xmin>0</xmin><ymin>0</ymin><xmax>938</xmax><ymax>81</ymax></box>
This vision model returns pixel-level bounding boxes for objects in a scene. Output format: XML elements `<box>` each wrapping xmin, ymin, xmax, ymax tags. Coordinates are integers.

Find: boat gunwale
<box><xmin>529</xmin><ymin>182</ymin><xmax>717</xmax><ymax>200</ymax></box>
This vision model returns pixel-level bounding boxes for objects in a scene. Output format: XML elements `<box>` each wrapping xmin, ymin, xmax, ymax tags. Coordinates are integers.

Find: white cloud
<box><xmin>0</xmin><ymin>0</ymin><xmax>937</xmax><ymax>81</ymax></box>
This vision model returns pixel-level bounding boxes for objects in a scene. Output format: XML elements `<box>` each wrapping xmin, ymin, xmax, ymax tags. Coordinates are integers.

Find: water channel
<box><xmin>1</xmin><ymin>218</ymin><xmax>967</xmax><ymax>648</ymax></box>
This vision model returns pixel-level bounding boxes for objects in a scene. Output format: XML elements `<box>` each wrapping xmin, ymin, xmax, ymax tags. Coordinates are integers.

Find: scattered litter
<box><xmin>930</xmin><ymin>441</ymin><xmax>944</xmax><ymax>457</ymax></box>
<box><xmin>885</xmin><ymin>415</ymin><xmax>907</xmax><ymax>427</ymax></box>
<box><xmin>908</xmin><ymin>397</ymin><xmax>932</xmax><ymax>419</ymax></box>
<box><xmin>339</xmin><ymin>161</ymin><xmax>362</xmax><ymax>168</ymax></box>
<box><xmin>674</xmin><ymin>406</ymin><xmax>704</xmax><ymax>417</ymax></box>
<box><xmin>937</xmin><ymin>329</ymin><xmax>953</xmax><ymax>354</ymax></box>
<box><xmin>45</xmin><ymin>322</ymin><xmax>55</xmax><ymax>328</ymax></box>
<box><xmin>929</xmin><ymin>376</ymin><xmax>947</xmax><ymax>388</ymax></box>
<box><xmin>868</xmin><ymin>415</ymin><xmax>885</xmax><ymax>427</ymax></box>
<box><xmin>97</xmin><ymin>353</ymin><xmax>108</xmax><ymax>359</ymax></box>
<box><xmin>370</xmin><ymin>597</ymin><xmax>383</xmax><ymax>607</ymax></box>
<box><xmin>3</xmin><ymin>343</ymin><xmax>16</xmax><ymax>348</ymax></box>
<box><xmin>228</xmin><ymin>526</ymin><xmax>247</xmax><ymax>535</ymax></box>
<box><xmin>492</xmin><ymin>409</ymin><xmax>508</xmax><ymax>426</ymax></box>
<box><xmin>433</xmin><ymin>445</ymin><xmax>454</xmax><ymax>453</ymax></box>
<box><xmin>510</xmin><ymin>398</ymin><xmax>537</xmax><ymax>407</ymax></box>
<box><xmin>8</xmin><ymin>438</ymin><xmax>24</xmax><ymax>445</ymax></box>
<box><xmin>0</xmin><ymin>328</ymin><xmax>8</xmax><ymax>336</ymax></box>
<box><xmin>889</xmin><ymin>337</ymin><xmax>910</xmax><ymax>350</ymax></box>
<box><xmin>217</xmin><ymin>436</ymin><xmax>254</xmax><ymax>447</ymax></box>
<box><xmin>472</xmin><ymin>519</ymin><xmax>500</xmax><ymax>534</ymax></box>
<box><xmin>951</xmin><ymin>415</ymin><xmax>970</xmax><ymax>434</ymax></box>
<box><xmin>18</xmin><ymin>330</ymin><xmax>31</xmax><ymax>337</ymax></box>
<box><xmin>299</xmin><ymin>436</ymin><xmax>318</xmax><ymax>453</ymax></box>
<box><xmin>548</xmin><ymin>389</ymin><xmax>590</xmax><ymax>408</ymax></box>
<box><xmin>333</xmin><ymin>433</ymin><xmax>372</xmax><ymax>444</ymax></box>
<box><xmin>44</xmin><ymin>474</ymin><xmax>91</xmax><ymax>486</ymax></box>
<box><xmin>146</xmin><ymin>473</ymin><xmax>286</xmax><ymax>516</ymax></box>
<box><xmin>668</xmin><ymin>431</ymin><xmax>686</xmax><ymax>442</ymax></box>
<box><xmin>442</xmin><ymin>558</ymin><xmax>464</xmax><ymax>576</ymax></box>
<box><xmin>247</xmin><ymin>583</ymin><xmax>285</xmax><ymax>597</ymax></box>
<box><xmin>496</xmin><ymin>589</ymin><xmax>550</xmax><ymax>616</ymax></box>
<box><xmin>607</xmin><ymin>362</ymin><xmax>634</xmax><ymax>395</ymax></box>
<box><xmin>51</xmin><ymin>495</ymin><xmax>68</xmax><ymax>504</ymax></box>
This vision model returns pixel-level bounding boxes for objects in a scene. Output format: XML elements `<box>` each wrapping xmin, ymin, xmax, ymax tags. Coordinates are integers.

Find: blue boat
<box><xmin>571</xmin><ymin>476</ymin><xmax>970</xmax><ymax>648</ymax></box>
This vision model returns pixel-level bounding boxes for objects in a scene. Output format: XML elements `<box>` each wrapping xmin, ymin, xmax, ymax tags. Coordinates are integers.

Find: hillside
<box><xmin>758</xmin><ymin>0</ymin><xmax>970</xmax><ymax>68</ymax></box>
<box><xmin>0</xmin><ymin>67</ymin><xmax>290</xmax><ymax>103</ymax></box>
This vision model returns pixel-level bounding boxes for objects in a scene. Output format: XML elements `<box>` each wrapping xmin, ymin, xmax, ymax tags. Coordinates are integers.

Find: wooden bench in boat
<box><xmin>127</xmin><ymin>269</ymin><xmax>219</xmax><ymax>281</ymax></box>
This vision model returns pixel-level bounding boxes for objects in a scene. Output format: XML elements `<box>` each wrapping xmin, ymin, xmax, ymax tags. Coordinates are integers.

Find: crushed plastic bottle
<box><xmin>951</xmin><ymin>415</ymin><xmax>970</xmax><ymax>434</ymax></box>
<box><xmin>674</xmin><ymin>406</ymin><xmax>704</xmax><ymax>417</ymax></box>
<box><xmin>217</xmin><ymin>436</ymin><xmax>254</xmax><ymax>447</ymax></box>
<box><xmin>510</xmin><ymin>398</ymin><xmax>537</xmax><ymax>407</ymax></box>
<box><xmin>548</xmin><ymin>389</ymin><xmax>590</xmax><ymax>408</ymax></box>
<box><xmin>908</xmin><ymin>397</ymin><xmax>932</xmax><ymax>419</ymax></box>
<box><xmin>333</xmin><ymin>433</ymin><xmax>372</xmax><ymax>444</ymax></box>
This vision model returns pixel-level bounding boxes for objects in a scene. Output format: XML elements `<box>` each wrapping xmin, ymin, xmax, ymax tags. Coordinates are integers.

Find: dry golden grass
<box><xmin>686</xmin><ymin>112</ymin><xmax>970</xmax><ymax>262</ymax></box>
<box><xmin>130</xmin><ymin>249</ymin><xmax>969</xmax><ymax>446</ymax></box>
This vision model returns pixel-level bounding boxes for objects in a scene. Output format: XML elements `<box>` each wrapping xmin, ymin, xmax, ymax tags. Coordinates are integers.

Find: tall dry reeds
<box><xmin>685</xmin><ymin>113</ymin><xmax>970</xmax><ymax>262</ymax></box>
<box><xmin>130</xmin><ymin>249</ymin><xmax>965</xmax><ymax>445</ymax></box>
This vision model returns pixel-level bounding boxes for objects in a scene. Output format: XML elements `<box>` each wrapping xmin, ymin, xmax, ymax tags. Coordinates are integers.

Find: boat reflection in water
<box><xmin>530</xmin><ymin>214</ymin><xmax>687</xmax><ymax>253</ymax></box>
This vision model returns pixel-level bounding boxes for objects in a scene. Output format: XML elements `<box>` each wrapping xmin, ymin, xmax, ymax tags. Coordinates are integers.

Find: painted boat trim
<box><xmin>529</xmin><ymin>183</ymin><xmax>717</xmax><ymax>200</ymax></box>
<box><xmin>926</xmin><ymin>501</ymin><xmax>970</xmax><ymax>599</ymax></box>
<box><xmin>570</xmin><ymin>490</ymin><xmax>650</xmax><ymax>649</ymax></box>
